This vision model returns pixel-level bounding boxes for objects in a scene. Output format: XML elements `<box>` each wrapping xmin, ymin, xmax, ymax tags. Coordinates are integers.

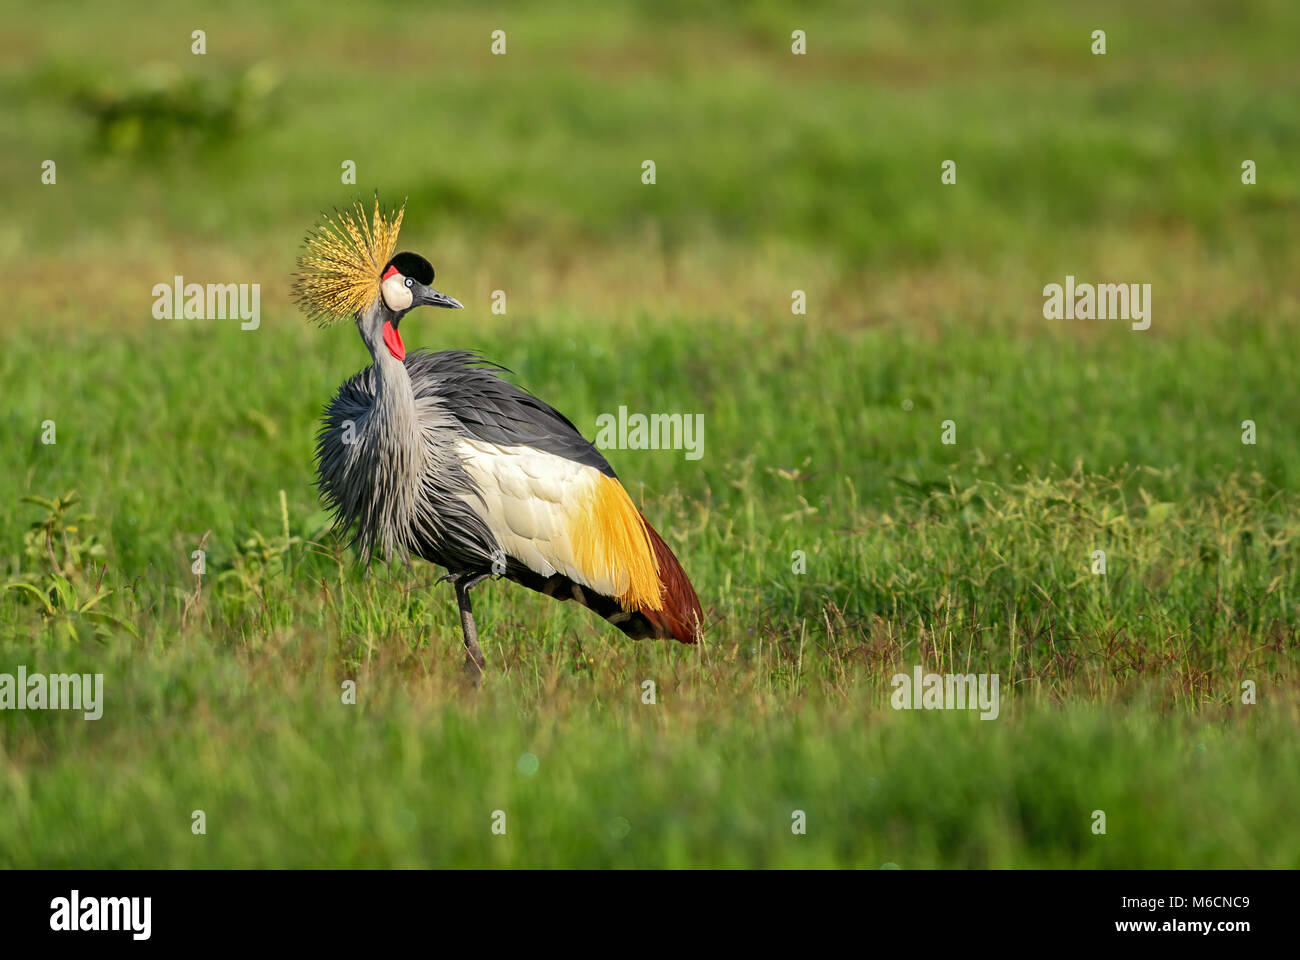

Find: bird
<box><xmin>292</xmin><ymin>198</ymin><xmax>703</xmax><ymax>677</ymax></box>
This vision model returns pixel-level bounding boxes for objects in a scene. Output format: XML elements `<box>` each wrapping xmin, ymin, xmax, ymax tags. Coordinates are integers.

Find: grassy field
<box><xmin>1</xmin><ymin>0</ymin><xmax>1298</xmax><ymax>868</ymax></box>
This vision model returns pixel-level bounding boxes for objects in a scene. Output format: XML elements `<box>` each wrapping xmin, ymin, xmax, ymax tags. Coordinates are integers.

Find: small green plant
<box><xmin>12</xmin><ymin>492</ymin><xmax>104</xmax><ymax>583</ymax></box>
<box><xmin>3</xmin><ymin>492</ymin><xmax>136</xmax><ymax>641</ymax></box>
<box><xmin>216</xmin><ymin>527</ymin><xmax>300</xmax><ymax>601</ymax></box>
<box><xmin>213</xmin><ymin>490</ymin><xmax>328</xmax><ymax>604</ymax></box>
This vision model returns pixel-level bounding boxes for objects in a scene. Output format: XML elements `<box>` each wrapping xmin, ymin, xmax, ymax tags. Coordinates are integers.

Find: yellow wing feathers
<box><xmin>571</xmin><ymin>473</ymin><xmax>663</xmax><ymax>611</ymax></box>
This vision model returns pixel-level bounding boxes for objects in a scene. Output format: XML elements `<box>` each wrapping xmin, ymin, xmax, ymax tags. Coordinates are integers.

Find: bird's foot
<box><xmin>436</xmin><ymin>569</ymin><xmax>494</xmax><ymax>590</ymax></box>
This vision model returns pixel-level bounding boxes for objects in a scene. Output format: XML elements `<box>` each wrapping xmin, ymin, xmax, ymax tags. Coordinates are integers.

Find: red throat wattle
<box><xmin>382</xmin><ymin>320</ymin><xmax>406</xmax><ymax>362</ymax></box>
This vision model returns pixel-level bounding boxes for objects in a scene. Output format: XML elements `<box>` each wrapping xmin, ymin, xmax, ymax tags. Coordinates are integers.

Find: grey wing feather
<box><xmin>404</xmin><ymin>349</ymin><xmax>616</xmax><ymax>477</ymax></box>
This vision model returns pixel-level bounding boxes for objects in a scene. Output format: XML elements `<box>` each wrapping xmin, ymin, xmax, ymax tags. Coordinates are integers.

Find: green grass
<box><xmin>1</xmin><ymin>0</ymin><xmax>1298</xmax><ymax>868</ymax></box>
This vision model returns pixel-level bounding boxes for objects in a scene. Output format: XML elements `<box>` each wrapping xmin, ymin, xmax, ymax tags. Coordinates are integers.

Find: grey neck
<box><xmin>353</xmin><ymin>298</ymin><xmax>426</xmax><ymax>561</ymax></box>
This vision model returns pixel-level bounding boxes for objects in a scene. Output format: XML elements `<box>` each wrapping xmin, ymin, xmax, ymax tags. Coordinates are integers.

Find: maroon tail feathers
<box><xmin>639</xmin><ymin>516</ymin><xmax>703</xmax><ymax>644</ymax></box>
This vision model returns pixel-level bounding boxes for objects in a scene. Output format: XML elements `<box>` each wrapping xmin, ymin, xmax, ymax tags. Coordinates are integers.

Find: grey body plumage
<box><xmin>315</xmin><ymin>342</ymin><xmax>499</xmax><ymax>574</ymax></box>
<box><xmin>315</xmin><ymin>299</ymin><xmax>612</xmax><ymax>574</ymax></box>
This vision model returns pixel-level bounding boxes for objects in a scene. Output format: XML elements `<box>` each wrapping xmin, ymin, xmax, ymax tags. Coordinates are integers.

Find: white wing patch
<box><xmin>455</xmin><ymin>438</ymin><xmax>623</xmax><ymax>597</ymax></box>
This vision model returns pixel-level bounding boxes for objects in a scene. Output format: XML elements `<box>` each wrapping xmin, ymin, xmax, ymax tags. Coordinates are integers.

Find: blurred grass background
<box><xmin>0</xmin><ymin>0</ymin><xmax>1298</xmax><ymax>867</ymax></box>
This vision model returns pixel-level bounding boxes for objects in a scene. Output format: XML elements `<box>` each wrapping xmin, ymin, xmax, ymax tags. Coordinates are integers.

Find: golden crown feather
<box><xmin>292</xmin><ymin>195</ymin><xmax>406</xmax><ymax>326</ymax></box>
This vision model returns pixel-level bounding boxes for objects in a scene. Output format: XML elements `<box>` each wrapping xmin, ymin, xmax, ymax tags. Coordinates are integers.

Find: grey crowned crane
<box><xmin>292</xmin><ymin>199</ymin><xmax>703</xmax><ymax>676</ymax></box>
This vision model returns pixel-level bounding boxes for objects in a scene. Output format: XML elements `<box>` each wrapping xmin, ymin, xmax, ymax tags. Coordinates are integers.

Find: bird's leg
<box><xmin>453</xmin><ymin>571</ymin><xmax>493</xmax><ymax>681</ymax></box>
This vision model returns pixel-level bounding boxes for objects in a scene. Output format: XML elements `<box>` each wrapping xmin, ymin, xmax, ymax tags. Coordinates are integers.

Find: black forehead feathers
<box><xmin>387</xmin><ymin>251</ymin><xmax>435</xmax><ymax>285</ymax></box>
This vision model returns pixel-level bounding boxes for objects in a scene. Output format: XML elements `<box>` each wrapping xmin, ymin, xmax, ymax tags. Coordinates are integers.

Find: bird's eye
<box><xmin>404</xmin><ymin>278</ymin><xmax>414</xmax><ymax>288</ymax></box>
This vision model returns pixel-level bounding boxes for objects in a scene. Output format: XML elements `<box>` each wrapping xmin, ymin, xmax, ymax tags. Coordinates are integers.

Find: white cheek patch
<box><xmin>381</xmin><ymin>275</ymin><xmax>413</xmax><ymax>312</ymax></box>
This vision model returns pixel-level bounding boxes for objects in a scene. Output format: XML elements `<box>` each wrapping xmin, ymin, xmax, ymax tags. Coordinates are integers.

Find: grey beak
<box><xmin>422</xmin><ymin>288</ymin><xmax>463</xmax><ymax>309</ymax></box>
